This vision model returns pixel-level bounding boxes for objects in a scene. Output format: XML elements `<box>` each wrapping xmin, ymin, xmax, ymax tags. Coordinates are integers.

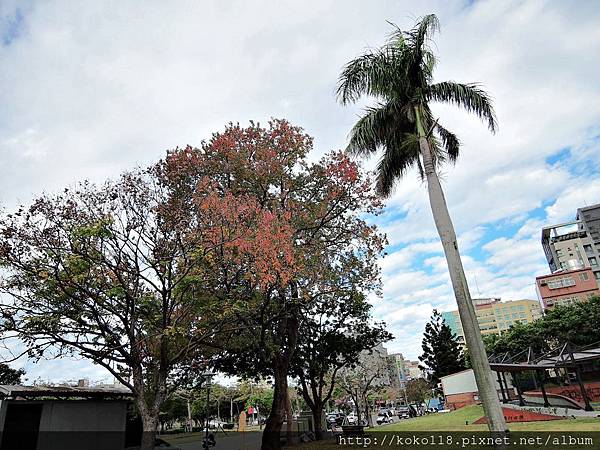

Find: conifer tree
<box><xmin>419</xmin><ymin>309</ymin><xmax>465</xmax><ymax>386</ymax></box>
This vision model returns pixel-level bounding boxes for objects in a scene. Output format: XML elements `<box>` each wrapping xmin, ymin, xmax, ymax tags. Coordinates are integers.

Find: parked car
<box><xmin>126</xmin><ymin>438</ymin><xmax>182</xmax><ymax>450</ymax></box>
<box><xmin>326</xmin><ymin>412</ymin><xmax>345</xmax><ymax>428</ymax></box>
<box><xmin>397</xmin><ymin>406</ymin><xmax>410</xmax><ymax>419</ymax></box>
<box><xmin>346</xmin><ymin>413</ymin><xmax>358</xmax><ymax>425</ymax></box>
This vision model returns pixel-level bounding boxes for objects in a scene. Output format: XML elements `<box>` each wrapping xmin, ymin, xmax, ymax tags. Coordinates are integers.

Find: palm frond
<box><xmin>407</xmin><ymin>14</ymin><xmax>440</xmax><ymax>53</ymax></box>
<box><xmin>346</xmin><ymin>100</ymin><xmax>413</xmax><ymax>156</ymax></box>
<box><xmin>376</xmin><ymin>134</ymin><xmax>420</xmax><ymax>197</ymax></box>
<box><xmin>427</xmin><ymin>81</ymin><xmax>498</xmax><ymax>133</ymax></box>
<box><xmin>336</xmin><ymin>50</ymin><xmax>401</xmax><ymax>105</ymax></box>
<box><xmin>385</xmin><ymin>21</ymin><xmax>406</xmax><ymax>49</ymax></box>
<box><xmin>400</xmin><ymin>15</ymin><xmax>440</xmax><ymax>91</ymax></box>
<box><xmin>435</xmin><ymin>123</ymin><xmax>460</xmax><ymax>162</ymax></box>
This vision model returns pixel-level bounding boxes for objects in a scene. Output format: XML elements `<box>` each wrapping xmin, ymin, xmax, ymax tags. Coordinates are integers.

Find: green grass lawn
<box><xmin>291</xmin><ymin>407</ymin><xmax>600</xmax><ymax>450</ymax></box>
<box><xmin>379</xmin><ymin>405</ymin><xmax>600</xmax><ymax>431</ymax></box>
<box><xmin>164</xmin><ymin>408</ymin><xmax>600</xmax><ymax>450</ymax></box>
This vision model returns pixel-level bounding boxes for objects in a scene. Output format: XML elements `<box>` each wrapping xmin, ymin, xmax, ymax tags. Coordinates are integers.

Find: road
<box><xmin>176</xmin><ymin>432</ymin><xmax>263</xmax><ymax>450</ymax></box>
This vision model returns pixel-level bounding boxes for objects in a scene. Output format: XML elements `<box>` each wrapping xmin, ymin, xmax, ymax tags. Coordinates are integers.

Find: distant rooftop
<box><xmin>0</xmin><ymin>384</ymin><xmax>133</xmax><ymax>400</ymax></box>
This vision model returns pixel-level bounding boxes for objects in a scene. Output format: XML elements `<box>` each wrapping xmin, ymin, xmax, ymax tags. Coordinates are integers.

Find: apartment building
<box><xmin>388</xmin><ymin>353</ymin><xmax>424</xmax><ymax>388</ymax></box>
<box><xmin>542</xmin><ymin>203</ymin><xmax>600</xmax><ymax>281</ymax></box>
<box><xmin>535</xmin><ymin>266</ymin><xmax>600</xmax><ymax>309</ymax></box>
<box><xmin>441</xmin><ymin>298</ymin><xmax>542</xmax><ymax>345</ymax></box>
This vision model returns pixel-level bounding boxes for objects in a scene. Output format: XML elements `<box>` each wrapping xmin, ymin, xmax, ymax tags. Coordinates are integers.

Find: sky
<box><xmin>1</xmin><ymin>0</ymin><xmax>600</xmax><ymax>384</ymax></box>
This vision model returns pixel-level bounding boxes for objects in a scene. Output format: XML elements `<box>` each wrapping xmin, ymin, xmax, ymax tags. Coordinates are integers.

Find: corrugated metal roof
<box><xmin>0</xmin><ymin>384</ymin><xmax>133</xmax><ymax>399</ymax></box>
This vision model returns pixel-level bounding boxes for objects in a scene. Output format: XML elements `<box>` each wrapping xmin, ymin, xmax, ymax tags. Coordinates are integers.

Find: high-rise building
<box><xmin>535</xmin><ymin>267</ymin><xmax>600</xmax><ymax>310</ymax></box>
<box><xmin>441</xmin><ymin>298</ymin><xmax>542</xmax><ymax>346</ymax></box>
<box><xmin>387</xmin><ymin>353</ymin><xmax>423</xmax><ymax>388</ymax></box>
<box><xmin>577</xmin><ymin>204</ymin><xmax>600</xmax><ymax>244</ymax></box>
<box><xmin>403</xmin><ymin>359</ymin><xmax>424</xmax><ymax>380</ymax></box>
<box><xmin>542</xmin><ymin>203</ymin><xmax>600</xmax><ymax>281</ymax></box>
<box><xmin>388</xmin><ymin>353</ymin><xmax>409</xmax><ymax>388</ymax></box>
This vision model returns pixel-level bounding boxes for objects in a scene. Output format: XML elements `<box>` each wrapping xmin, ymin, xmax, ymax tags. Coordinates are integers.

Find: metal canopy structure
<box><xmin>0</xmin><ymin>384</ymin><xmax>134</xmax><ymax>401</ymax></box>
<box><xmin>488</xmin><ymin>342</ymin><xmax>600</xmax><ymax>412</ymax></box>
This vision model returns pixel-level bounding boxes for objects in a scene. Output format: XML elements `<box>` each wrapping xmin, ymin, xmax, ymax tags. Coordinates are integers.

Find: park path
<box><xmin>179</xmin><ymin>432</ymin><xmax>263</xmax><ymax>450</ymax></box>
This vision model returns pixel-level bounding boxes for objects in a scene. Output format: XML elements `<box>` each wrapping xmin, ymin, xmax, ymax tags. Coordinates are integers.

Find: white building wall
<box><xmin>441</xmin><ymin>369</ymin><xmax>510</xmax><ymax>396</ymax></box>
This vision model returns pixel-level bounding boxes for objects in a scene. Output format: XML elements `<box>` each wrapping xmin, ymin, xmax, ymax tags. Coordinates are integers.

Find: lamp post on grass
<box><xmin>202</xmin><ymin>372</ymin><xmax>215</xmax><ymax>450</ymax></box>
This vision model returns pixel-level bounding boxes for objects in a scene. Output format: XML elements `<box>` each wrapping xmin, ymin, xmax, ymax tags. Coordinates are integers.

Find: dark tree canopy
<box><xmin>405</xmin><ymin>378</ymin><xmax>432</xmax><ymax>404</ymax></box>
<box><xmin>291</xmin><ymin>291</ymin><xmax>392</xmax><ymax>439</ymax></box>
<box><xmin>419</xmin><ymin>309</ymin><xmax>465</xmax><ymax>385</ymax></box>
<box><xmin>0</xmin><ymin>363</ymin><xmax>25</xmax><ymax>385</ymax></box>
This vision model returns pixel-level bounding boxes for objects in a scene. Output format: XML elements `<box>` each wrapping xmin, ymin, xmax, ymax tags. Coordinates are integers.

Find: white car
<box><xmin>346</xmin><ymin>413</ymin><xmax>358</xmax><ymax>425</ymax></box>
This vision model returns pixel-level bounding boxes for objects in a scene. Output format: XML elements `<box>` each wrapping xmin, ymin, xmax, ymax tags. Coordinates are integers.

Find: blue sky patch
<box><xmin>545</xmin><ymin>147</ymin><xmax>571</xmax><ymax>166</ymax></box>
<box><xmin>2</xmin><ymin>8</ymin><xmax>24</xmax><ymax>46</ymax></box>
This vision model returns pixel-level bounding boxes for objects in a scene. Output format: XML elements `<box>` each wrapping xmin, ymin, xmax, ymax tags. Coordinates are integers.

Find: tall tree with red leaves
<box><xmin>158</xmin><ymin>120</ymin><xmax>385</xmax><ymax>450</ymax></box>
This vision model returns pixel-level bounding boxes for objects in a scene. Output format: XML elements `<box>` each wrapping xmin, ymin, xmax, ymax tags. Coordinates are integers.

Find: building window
<box><xmin>584</xmin><ymin>244</ymin><xmax>594</xmax><ymax>256</ymax></box>
<box><xmin>595</xmin><ymin>271</ymin><xmax>600</xmax><ymax>280</ymax></box>
<box><xmin>580</xmin><ymin>272</ymin><xmax>589</xmax><ymax>281</ymax></box>
<box><xmin>547</xmin><ymin>277</ymin><xmax>576</xmax><ymax>289</ymax></box>
<box><xmin>590</xmin><ymin>257</ymin><xmax>598</xmax><ymax>267</ymax></box>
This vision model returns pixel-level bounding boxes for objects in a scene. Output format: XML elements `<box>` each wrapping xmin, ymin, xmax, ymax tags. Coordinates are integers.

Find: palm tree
<box><xmin>337</xmin><ymin>15</ymin><xmax>507</xmax><ymax>433</ymax></box>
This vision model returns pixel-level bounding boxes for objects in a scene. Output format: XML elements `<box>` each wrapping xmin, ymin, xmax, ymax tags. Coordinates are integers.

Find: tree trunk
<box><xmin>285</xmin><ymin>388</ymin><xmax>293</xmax><ymax>445</ymax></box>
<box><xmin>140</xmin><ymin>410</ymin><xmax>159</xmax><ymax>450</ymax></box>
<box><xmin>353</xmin><ymin>390</ymin><xmax>362</xmax><ymax>425</ymax></box>
<box><xmin>417</xmin><ymin>126</ymin><xmax>507</xmax><ymax>434</ymax></box>
<box><xmin>312</xmin><ymin>407</ymin><xmax>324</xmax><ymax>440</ymax></box>
<box><xmin>262</xmin><ymin>363</ymin><xmax>288</xmax><ymax>450</ymax></box>
<box><xmin>363</xmin><ymin>395</ymin><xmax>372</xmax><ymax>427</ymax></box>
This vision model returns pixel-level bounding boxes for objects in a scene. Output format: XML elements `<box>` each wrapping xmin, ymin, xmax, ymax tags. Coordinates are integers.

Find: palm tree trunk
<box><xmin>416</xmin><ymin>122</ymin><xmax>507</xmax><ymax>433</ymax></box>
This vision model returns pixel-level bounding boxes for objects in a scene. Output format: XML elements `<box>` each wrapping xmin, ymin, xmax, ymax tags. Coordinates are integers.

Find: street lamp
<box><xmin>202</xmin><ymin>372</ymin><xmax>215</xmax><ymax>450</ymax></box>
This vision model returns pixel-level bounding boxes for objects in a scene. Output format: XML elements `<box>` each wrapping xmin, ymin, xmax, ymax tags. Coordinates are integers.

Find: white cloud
<box><xmin>545</xmin><ymin>179</ymin><xmax>600</xmax><ymax>224</ymax></box>
<box><xmin>1</xmin><ymin>0</ymin><xmax>599</xmax><ymax>374</ymax></box>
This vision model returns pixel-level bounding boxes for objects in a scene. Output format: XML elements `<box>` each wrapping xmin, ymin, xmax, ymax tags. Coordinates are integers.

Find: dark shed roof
<box><xmin>0</xmin><ymin>384</ymin><xmax>133</xmax><ymax>400</ymax></box>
